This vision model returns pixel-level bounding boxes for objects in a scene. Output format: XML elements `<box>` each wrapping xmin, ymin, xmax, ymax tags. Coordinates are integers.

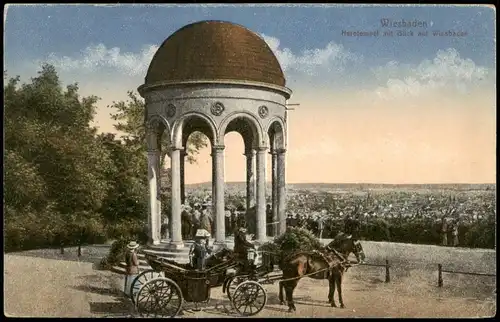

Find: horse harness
<box><xmin>316</xmin><ymin>245</ymin><xmax>353</xmax><ymax>273</ymax></box>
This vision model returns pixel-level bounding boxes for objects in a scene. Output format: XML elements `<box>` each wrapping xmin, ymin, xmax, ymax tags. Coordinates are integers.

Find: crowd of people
<box><xmin>172</xmin><ymin>188</ymin><xmax>495</xmax><ymax>248</ymax></box>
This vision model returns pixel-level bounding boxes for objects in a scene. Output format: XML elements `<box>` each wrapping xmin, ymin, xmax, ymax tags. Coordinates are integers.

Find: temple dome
<box><xmin>144</xmin><ymin>20</ymin><xmax>286</xmax><ymax>88</ymax></box>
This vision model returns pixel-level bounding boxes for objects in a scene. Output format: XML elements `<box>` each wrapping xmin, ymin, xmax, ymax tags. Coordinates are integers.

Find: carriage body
<box><xmin>134</xmin><ymin>252</ymin><xmax>268</xmax><ymax>317</ymax></box>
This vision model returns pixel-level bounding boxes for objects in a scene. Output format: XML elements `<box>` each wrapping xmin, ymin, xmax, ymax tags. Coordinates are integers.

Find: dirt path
<box><xmin>4</xmin><ymin>253</ymin><xmax>495</xmax><ymax>318</ymax></box>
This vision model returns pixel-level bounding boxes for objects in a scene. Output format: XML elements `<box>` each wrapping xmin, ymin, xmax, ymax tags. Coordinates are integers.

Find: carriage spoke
<box><xmin>136</xmin><ymin>277</ymin><xmax>183</xmax><ymax>318</ymax></box>
<box><xmin>231</xmin><ymin>281</ymin><xmax>267</xmax><ymax>316</ymax></box>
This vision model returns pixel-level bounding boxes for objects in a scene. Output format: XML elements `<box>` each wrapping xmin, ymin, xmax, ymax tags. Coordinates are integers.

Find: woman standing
<box><xmin>124</xmin><ymin>241</ymin><xmax>140</xmax><ymax>298</ymax></box>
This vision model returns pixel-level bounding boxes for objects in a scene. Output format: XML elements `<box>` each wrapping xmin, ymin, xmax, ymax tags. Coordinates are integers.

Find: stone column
<box><xmin>277</xmin><ymin>148</ymin><xmax>287</xmax><ymax>235</ymax></box>
<box><xmin>244</xmin><ymin>149</ymin><xmax>256</xmax><ymax>211</ymax></box>
<box><xmin>147</xmin><ymin>150</ymin><xmax>160</xmax><ymax>245</ymax></box>
<box><xmin>255</xmin><ymin>147</ymin><xmax>267</xmax><ymax>243</ymax></box>
<box><xmin>155</xmin><ymin>152</ymin><xmax>162</xmax><ymax>242</ymax></box>
<box><xmin>271</xmin><ymin>150</ymin><xmax>278</xmax><ymax>237</ymax></box>
<box><xmin>169</xmin><ymin>147</ymin><xmax>184</xmax><ymax>248</ymax></box>
<box><xmin>212</xmin><ymin>145</ymin><xmax>226</xmax><ymax>244</ymax></box>
<box><xmin>180</xmin><ymin>149</ymin><xmax>187</xmax><ymax>205</ymax></box>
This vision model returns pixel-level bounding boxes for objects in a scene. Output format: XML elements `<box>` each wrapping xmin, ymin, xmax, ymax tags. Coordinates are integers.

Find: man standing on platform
<box><xmin>181</xmin><ymin>204</ymin><xmax>193</xmax><ymax>240</ymax></box>
<box><xmin>266</xmin><ymin>204</ymin><xmax>273</xmax><ymax>236</ymax></box>
<box><xmin>199</xmin><ymin>204</ymin><xmax>212</xmax><ymax>238</ymax></box>
<box><xmin>225</xmin><ymin>206</ymin><xmax>232</xmax><ymax>237</ymax></box>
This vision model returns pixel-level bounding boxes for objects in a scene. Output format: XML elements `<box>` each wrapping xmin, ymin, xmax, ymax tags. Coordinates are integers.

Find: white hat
<box><xmin>195</xmin><ymin>229</ymin><xmax>211</xmax><ymax>238</ymax></box>
<box><xmin>127</xmin><ymin>241</ymin><xmax>140</xmax><ymax>249</ymax></box>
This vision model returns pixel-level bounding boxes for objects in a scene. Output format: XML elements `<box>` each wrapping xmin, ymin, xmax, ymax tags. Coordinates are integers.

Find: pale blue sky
<box><xmin>3</xmin><ymin>4</ymin><xmax>496</xmax><ymax>184</ymax></box>
<box><xmin>4</xmin><ymin>4</ymin><xmax>496</xmax><ymax>90</ymax></box>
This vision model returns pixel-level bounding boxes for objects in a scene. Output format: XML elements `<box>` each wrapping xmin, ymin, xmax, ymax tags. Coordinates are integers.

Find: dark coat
<box><xmin>233</xmin><ymin>230</ymin><xmax>254</xmax><ymax>259</ymax></box>
<box><xmin>199</xmin><ymin>212</ymin><xmax>212</xmax><ymax>234</ymax></box>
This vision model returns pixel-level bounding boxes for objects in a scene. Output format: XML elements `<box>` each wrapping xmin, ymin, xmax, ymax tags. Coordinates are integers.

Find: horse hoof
<box><xmin>280</xmin><ymin>301</ymin><xmax>285</xmax><ymax>306</ymax></box>
<box><xmin>340</xmin><ymin>305</ymin><xmax>345</xmax><ymax>309</ymax></box>
<box><xmin>287</xmin><ymin>308</ymin><xmax>294</xmax><ymax>313</ymax></box>
<box><xmin>331</xmin><ymin>303</ymin><xmax>337</xmax><ymax>308</ymax></box>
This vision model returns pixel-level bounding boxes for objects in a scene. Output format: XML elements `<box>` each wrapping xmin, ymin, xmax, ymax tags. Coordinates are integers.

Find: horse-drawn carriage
<box><xmin>127</xmin><ymin>233</ymin><xmax>365</xmax><ymax>316</ymax></box>
<box><xmin>128</xmin><ymin>248</ymin><xmax>269</xmax><ymax>317</ymax></box>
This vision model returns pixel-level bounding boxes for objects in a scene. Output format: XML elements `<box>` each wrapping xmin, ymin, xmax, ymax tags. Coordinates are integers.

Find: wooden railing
<box><xmin>358</xmin><ymin>259</ymin><xmax>392</xmax><ymax>283</ymax></box>
<box><xmin>437</xmin><ymin>264</ymin><xmax>496</xmax><ymax>287</ymax></box>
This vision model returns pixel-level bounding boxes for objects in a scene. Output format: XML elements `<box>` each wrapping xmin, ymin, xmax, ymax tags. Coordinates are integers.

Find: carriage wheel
<box><xmin>135</xmin><ymin>277</ymin><xmax>183</xmax><ymax>318</ymax></box>
<box><xmin>231</xmin><ymin>280</ymin><xmax>267</xmax><ymax>316</ymax></box>
<box><xmin>130</xmin><ymin>269</ymin><xmax>164</xmax><ymax>305</ymax></box>
<box><xmin>226</xmin><ymin>275</ymin><xmax>249</xmax><ymax>301</ymax></box>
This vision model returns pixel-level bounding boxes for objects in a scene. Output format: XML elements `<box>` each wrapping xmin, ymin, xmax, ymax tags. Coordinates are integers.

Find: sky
<box><xmin>4</xmin><ymin>4</ymin><xmax>497</xmax><ymax>184</ymax></box>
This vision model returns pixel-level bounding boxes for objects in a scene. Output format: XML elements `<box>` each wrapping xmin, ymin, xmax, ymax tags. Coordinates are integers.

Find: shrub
<box><xmin>273</xmin><ymin>227</ymin><xmax>322</xmax><ymax>256</ymax></box>
<box><xmin>105</xmin><ymin>238</ymin><xmax>130</xmax><ymax>266</ymax></box>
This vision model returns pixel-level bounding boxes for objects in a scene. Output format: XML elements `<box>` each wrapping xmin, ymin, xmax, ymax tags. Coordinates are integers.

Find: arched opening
<box><xmin>166</xmin><ymin>113</ymin><xmax>216</xmax><ymax>241</ymax></box>
<box><xmin>222</xmin><ymin>131</ymin><xmax>246</xmax><ymax>236</ymax></box>
<box><xmin>145</xmin><ymin>115</ymin><xmax>172</xmax><ymax>245</ymax></box>
<box><xmin>222</xmin><ymin>114</ymin><xmax>260</xmax><ymax>236</ymax></box>
<box><xmin>267</xmin><ymin>119</ymin><xmax>286</xmax><ymax>237</ymax></box>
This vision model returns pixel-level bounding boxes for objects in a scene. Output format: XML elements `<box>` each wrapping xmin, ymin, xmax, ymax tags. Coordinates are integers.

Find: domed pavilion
<box><xmin>138</xmin><ymin>20</ymin><xmax>292</xmax><ymax>251</ymax></box>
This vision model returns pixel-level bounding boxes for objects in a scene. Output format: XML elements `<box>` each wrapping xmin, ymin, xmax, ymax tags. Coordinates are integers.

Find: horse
<box><xmin>278</xmin><ymin>234</ymin><xmax>365</xmax><ymax>312</ymax></box>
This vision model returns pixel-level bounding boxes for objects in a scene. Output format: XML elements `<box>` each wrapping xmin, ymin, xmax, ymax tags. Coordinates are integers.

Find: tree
<box><xmin>98</xmin><ymin>133</ymin><xmax>149</xmax><ymax>225</ymax></box>
<box><xmin>108</xmin><ymin>91</ymin><xmax>208</xmax><ymax>166</ymax></box>
<box><xmin>4</xmin><ymin>64</ymin><xmax>113</xmax><ymax>250</ymax></box>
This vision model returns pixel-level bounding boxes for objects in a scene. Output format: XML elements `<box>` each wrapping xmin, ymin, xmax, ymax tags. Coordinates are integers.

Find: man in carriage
<box><xmin>189</xmin><ymin>229</ymin><xmax>212</xmax><ymax>270</ymax></box>
<box><xmin>233</xmin><ymin>224</ymin><xmax>257</xmax><ymax>272</ymax></box>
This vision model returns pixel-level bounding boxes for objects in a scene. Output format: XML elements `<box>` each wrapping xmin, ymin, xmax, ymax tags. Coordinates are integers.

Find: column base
<box><xmin>168</xmin><ymin>241</ymin><xmax>185</xmax><ymax>250</ymax></box>
<box><xmin>148</xmin><ymin>239</ymin><xmax>161</xmax><ymax>246</ymax></box>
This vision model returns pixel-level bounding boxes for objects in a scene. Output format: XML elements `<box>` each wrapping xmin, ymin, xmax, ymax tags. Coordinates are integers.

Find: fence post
<box><xmin>385</xmin><ymin>259</ymin><xmax>390</xmax><ymax>283</ymax></box>
<box><xmin>438</xmin><ymin>264</ymin><xmax>443</xmax><ymax>287</ymax></box>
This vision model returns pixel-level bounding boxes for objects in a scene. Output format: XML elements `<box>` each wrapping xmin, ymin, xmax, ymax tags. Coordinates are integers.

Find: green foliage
<box><xmin>108</xmin><ymin>91</ymin><xmax>208</xmax><ymax>165</ymax></box>
<box><xmin>257</xmin><ymin>227</ymin><xmax>322</xmax><ymax>267</ymax></box>
<box><xmin>98</xmin><ymin>133</ymin><xmax>148</xmax><ymax>223</ymax></box>
<box><xmin>274</xmin><ymin>227</ymin><xmax>322</xmax><ymax>255</ymax></box>
<box><xmin>105</xmin><ymin>218</ymin><xmax>149</xmax><ymax>245</ymax></box>
<box><xmin>104</xmin><ymin>238</ymin><xmax>130</xmax><ymax>267</ymax></box>
<box><xmin>4</xmin><ymin>64</ymin><xmax>115</xmax><ymax>252</ymax></box>
<box><xmin>4</xmin><ymin>64</ymin><xmax>112</xmax><ymax>216</ymax></box>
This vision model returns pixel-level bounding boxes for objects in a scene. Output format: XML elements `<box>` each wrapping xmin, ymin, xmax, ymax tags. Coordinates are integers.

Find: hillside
<box><xmin>185</xmin><ymin>182</ymin><xmax>495</xmax><ymax>192</ymax></box>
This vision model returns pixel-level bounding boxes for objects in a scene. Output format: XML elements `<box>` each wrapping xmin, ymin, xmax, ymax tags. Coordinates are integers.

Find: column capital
<box><xmin>180</xmin><ymin>149</ymin><xmax>188</xmax><ymax>157</ymax></box>
<box><xmin>255</xmin><ymin>146</ymin><xmax>268</xmax><ymax>153</ymax></box>
<box><xmin>210</xmin><ymin>145</ymin><xmax>225</xmax><ymax>157</ymax></box>
<box><xmin>275</xmin><ymin>148</ymin><xmax>287</xmax><ymax>154</ymax></box>
<box><xmin>212</xmin><ymin>145</ymin><xmax>225</xmax><ymax>151</ymax></box>
<box><xmin>168</xmin><ymin>146</ymin><xmax>183</xmax><ymax>153</ymax></box>
<box><xmin>269</xmin><ymin>150</ymin><xmax>278</xmax><ymax>156</ymax></box>
<box><xmin>243</xmin><ymin>149</ymin><xmax>257</xmax><ymax>157</ymax></box>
